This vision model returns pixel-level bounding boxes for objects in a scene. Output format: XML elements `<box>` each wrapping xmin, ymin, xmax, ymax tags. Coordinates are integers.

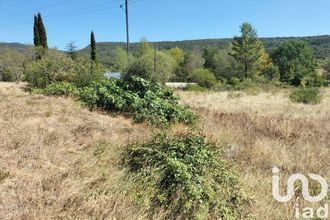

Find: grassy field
<box><xmin>0</xmin><ymin>83</ymin><xmax>329</xmax><ymax>219</ymax></box>
<box><xmin>179</xmin><ymin>89</ymin><xmax>330</xmax><ymax>219</ymax></box>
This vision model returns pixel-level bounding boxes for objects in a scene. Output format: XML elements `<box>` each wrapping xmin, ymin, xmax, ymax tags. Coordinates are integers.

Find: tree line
<box><xmin>0</xmin><ymin>13</ymin><xmax>329</xmax><ymax>89</ymax></box>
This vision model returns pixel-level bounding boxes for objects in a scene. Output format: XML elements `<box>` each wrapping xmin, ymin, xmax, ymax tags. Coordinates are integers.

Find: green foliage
<box><xmin>271</xmin><ymin>40</ymin><xmax>317</xmax><ymax>86</ymax></box>
<box><xmin>90</xmin><ymin>31</ymin><xmax>98</xmax><ymax>63</ymax></box>
<box><xmin>112</xmin><ymin>47</ymin><xmax>128</xmax><ymax>71</ymax></box>
<box><xmin>77</xmin><ymin>76</ymin><xmax>197</xmax><ymax>125</ymax></box>
<box><xmin>125</xmin><ymin>133</ymin><xmax>252</xmax><ymax>219</ymax></box>
<box><xmin>33</xmin><ymin>15</ymin><xmax>40</xmax><ymax>47</ymax></box>
<box><xmin>0</xmin><ymin>48</ymin><xmax>28</xmax><ymax>82</ymax></box>
<box><xmin>190</xmin><ymin>68</ymin><xmax>217</xmax><ymax>88</ymax></box>
<box><xmin>324</xmin><ymin>58</ymin><xmax>330</xmax><ymax>83</ymax></box>
<box><xmin>24</xmin><ymin>51</ymin><xmax>105</xmax><ymax>88</ymax></box>
<box><xmin>289</xmin><ymin>87</ymin><xmax>322</xmax><ymax>104</ymax></box>
<box><xmin>65</xmin><ymin>41</ymin><xmax>78</xmax><ymax>60</ymax></box>
<box><xmin>33</xmin><ymin>13</ymin><xmax>48</xmax><ymax>52</ymax></box>
<box><xmin>263</xmin><ymin>65</ymin><xmax>280</xmax><ymax>82</ymax></box>
<box><xmin>125</xmin><ymin>56</ymin><xmax>153</xmax><ymax>80</ymax></box>
<box><xmin>35</xmin><ymin>82</ymin><xmax>78</xmax><ymax>97</ymax></box>
<box><xmin>125</xmin><ymin>49</ymin><xmax>176</xmax><ymax>84</ymax></box>
<box><xmin>175</xmin><ymin>50</ymin><xmax>205</xmax><ymax>82</ymax></box>
<box><xmin>230</xmin><ymin>23</ymin><xmax>264</xmax><ymax>79</ymax></box>
<box><xmin>0</xmin><ymin>170</ymin><xmax>9</xmax><ymax>183</ymax></box>
<box><xmin>186</xmin><ymin>84</ymin><xmax>208</xmax><ymax>92</ymax></box>
<box><xmin>212</xmin><ymin>48</ymin><xmax>237</xmax><ymax>81</ymax></box>
<box><xmin>0</xmin><ymin>69</ymin><xmax>15</xmax><ymax>82</ymax></box>
<box><xmin>203</xmin><ymin>46</ymin><xmax>219</xmax><ymax>72</ymax></box>
<box><xmin>137</xmin><ymin>38</ymin><xmax>152</xmax><ymax>57</ymax></box>
<box><xmin>77</xmin><ymin>36</ymin><xmax>330</xmax><ymax>67</ymax></box>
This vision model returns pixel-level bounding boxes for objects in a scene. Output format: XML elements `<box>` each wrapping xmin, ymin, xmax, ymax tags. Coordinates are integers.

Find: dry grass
<box><xmin>178</xmin><ymin>89</ymin><xmax>330</xmax><ymax>219</ymax></box>
<box><xmin>0</xmin><ymin>82</ymin><xmax>153</xmax><ymax>219</ymax></box>
<box><xmin>1</xmin><ymin>82</ymin><xmax>329</xmax><ymax>220</ymax></box>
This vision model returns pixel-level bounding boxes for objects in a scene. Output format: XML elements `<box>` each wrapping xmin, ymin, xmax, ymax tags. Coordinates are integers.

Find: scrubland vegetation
<box><xmin>0</xmin><ymin>13</ymin><xmax>329</xmax><ymax>219</ymax></box>
<box><xmin>1</xmin><ymin>83</ymin><xmax>329</xmax><ymax>219</ymax></box>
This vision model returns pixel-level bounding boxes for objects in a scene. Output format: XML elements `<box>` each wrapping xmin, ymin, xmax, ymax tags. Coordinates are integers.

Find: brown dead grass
<box><xmin>1</xmin><ymin>82</ymin><xmax>329</xmax><ymax>220</ymax></box>
<box><xmin>178</xmin><ymin>89</ymin><xmax>330</xmax><ymax>220</ymax></box>
<box><xmin>0</xmin><ymin>82</ymin><xmax>153</xmax><ymax>220</ymax></box>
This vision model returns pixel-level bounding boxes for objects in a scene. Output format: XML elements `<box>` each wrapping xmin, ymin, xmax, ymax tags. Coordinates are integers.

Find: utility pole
<box><xmin>125</xmin><ymin>0</ymin><xmax>130</xmax><ymax>56</ymax></box>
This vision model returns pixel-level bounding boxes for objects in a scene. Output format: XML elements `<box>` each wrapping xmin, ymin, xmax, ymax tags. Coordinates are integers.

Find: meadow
<box><xmin>1</xmin><ymin>82</ymin><xmax>329</xmax><ymax>219</ymax></box>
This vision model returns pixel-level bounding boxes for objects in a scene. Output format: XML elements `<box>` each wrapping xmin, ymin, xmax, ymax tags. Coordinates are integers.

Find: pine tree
<box><xmin>33</xmin><ymin>15</ymin><xmax>40</xmax><ymax>47</ymax></box>
<box><xmin>90</xmin><ymin>31</ymin><xmax>98</xmax><ymax>63</ymax></box>
<box><xmin>66</xmin><ymin>41</ymin><xmax>78</xmax><ymax>60</ymax></box>
<box><xmin>230</xmin><ymin>22</ymin><xmax>263</xmax><ymax>79</ymax></box>
<box><xmin>37</xmin><ymin>13</ymin><xmax>48</xmax><ymax>49</ymax></box>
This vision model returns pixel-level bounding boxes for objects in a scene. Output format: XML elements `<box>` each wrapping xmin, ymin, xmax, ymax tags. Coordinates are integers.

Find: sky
<box><xmin>0</xmin><ymin>0</ymin><xmax>329</xmax><ymax>50</ymax></box>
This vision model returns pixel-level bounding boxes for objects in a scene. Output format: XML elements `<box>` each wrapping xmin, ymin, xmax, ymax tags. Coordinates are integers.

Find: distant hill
<box><xmin>79</xmin><ymin>35</ymin><xmax>330</xmax><ymax>65</ymax></box>
<box><xmin>0</xmin><ymin>42</ymin><xmax>32</xmax><ymax>53</ymax></box>
<box><xmin>1</xmin><ymin>35</ymin><xmax>329</xmax><ymax>65</ymax></box>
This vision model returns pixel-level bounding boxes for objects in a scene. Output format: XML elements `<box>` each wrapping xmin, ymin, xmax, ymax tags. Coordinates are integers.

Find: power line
<box><xmin>0</xmin><ymin>0</ymin><xmax>78</xmax><ymax>19</ymax></box>
<box><xmin>0</xmin><ymin>0</ymin><xmax>143</xmax><ymax>29</ymax></box>
<box><xmin>0</xmin><ymin>0</ymin><xmax>121</xmax><ymax>26</ymax></box>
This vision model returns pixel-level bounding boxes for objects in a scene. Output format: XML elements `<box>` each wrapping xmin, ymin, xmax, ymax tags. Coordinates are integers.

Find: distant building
<box><xmin>104</xmin><ymin>72</ymin><xmax>121</xmax><ymax>79</ymax></box>
<box><xmin>165</xmin><ymin>82</ymin><xmax>197</xmax><ymax>89</ymax></box>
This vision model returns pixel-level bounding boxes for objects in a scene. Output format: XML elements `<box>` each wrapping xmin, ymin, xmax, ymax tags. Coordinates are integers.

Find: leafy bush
<box><xmin>125</xmin><ymin>133</ymin><xmax>252</xmax><ymax>219</ymax></box>
<box><xmin>186</xmin><ymin>84</ymin><xmax>208</xmax><ymax>92</ymax></box>
<box><xmin>24</xmin><ymin>51</ymin><xmax>105</xmax><ymax>88</ymax></box>
<box><xmin>190</xmin><ymin>68</ymin><xmax>217</xmax><ymax>88</ymax></box>
<box><xmin>35</xmin><ymin>82</ymin><xmax>78</xmax><ymax>97</ymax></box>
<box><xmin>0</xmin><ymin>69</ymin><xmax>16</xmax><ymax>82</ymax></box>
<box><xmin>77</xmin><ymin>76</ymin><xmax>197</xmax><ymax>125</ymax></box>
<box><xmin>290</xmin><ymin>87</ymin><xmax>322</xmax><ymax>104</ymax></box>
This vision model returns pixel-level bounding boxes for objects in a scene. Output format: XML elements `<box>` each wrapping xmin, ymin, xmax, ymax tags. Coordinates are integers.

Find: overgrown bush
<box><xmin>190</xmin><ymin>68</ymin><xmax>217</xmax><ymax>88</ymax></box>
<box><xmin>24</xmin><ymin>51</ymin><xmax>105</xmax><ymax>88</ymax></box>
<box><xmin>125</xmin><ymin>133</ymin><xmax>252</xmax><ymax>219</ymax></box>
<box><xmin>77</xmin><ymin>76</ymin><xmax>197</xmax><ymax>125</ymax></box>
<box><xmin>35</xmin><ymin>82</ymin><xmax>78</xmax><ymax>97</ymax></box>
<box><xmin>186</xmin><ymin>84</ymin><xmax>208</xmax><ymax>92</ymax></box>
<box><xmin>0</xmin><ymin>69</ymin><xmax>16</xmax><ymax>82</ymax></box>
<box><xmin>289</xmin><ymin>87</ymin><xmax>322</xmax><ymax>104</ymax></box>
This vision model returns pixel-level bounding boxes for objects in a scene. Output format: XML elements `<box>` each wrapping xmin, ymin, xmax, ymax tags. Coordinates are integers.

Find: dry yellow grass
<box><xmin>0</xmin><ymin>82</ymin><xmax>154</xmax><ymax>219</ymax></box>
<box><xmin>1</xmin><ymin>82</ymin><xmax>329</xmax><ymax>220</ymax></box>
<box><xmin>178</xmin><ymin>89</ymin><xmax>330</xmax><ymax>219</ymax></box>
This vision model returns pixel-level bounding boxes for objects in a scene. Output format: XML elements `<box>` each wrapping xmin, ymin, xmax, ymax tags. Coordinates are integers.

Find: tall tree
<box><xmin>230</xmin><ymin>22</ymin><xmax>263</xmax><ymax>79</ymax></box>
<box><xmin>90</xmin><ymin>31</ymin><xmax>98</xmax><ymax>63</ymax></box>
<box><xmin>37</xmin><ymin>13</ymin><xmax>48</xmax><ymax>49</ymax></box>
<box><xmin>203</xmin><ymin>46</ymin><xmax>219</xmax><ymax>72</ymax></box>
<box><xmin>33</xmin><ymin>15</ymin><xmax>40</xmax><ymax>47</ymax></box>
<box><xmin>66</xmin><ymin>41</ymin><xmax>78</xmax><ymax>60</ymax></box>
<box><xmin>271</xmin><ymin>40</ymin><xmax>317</xmax><ymax>86</ymax></box>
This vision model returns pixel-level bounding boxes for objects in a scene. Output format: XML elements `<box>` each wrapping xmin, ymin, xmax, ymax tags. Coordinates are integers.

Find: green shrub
<box><xmin>1</xmin><ymin>69</ymin><xmax>16</xmax><ymax>82</ymax></box>
<box><xmin>186</xmin><ymin>84</ymin><xmax>208</xmax><ymax>92</ymax></box>
<box><xmin>24</xmin><ymin>51</ymin><xmax>105</xmax><ymax>88</ymax></box>
<box><xmin>190</xmin><ymin>68</ymin><xmax>217</xmax><ymax>88</ymax></box>
<box><xmin>36</xmin><ymin>82</ymin><xmax>78</xmax><ymax>97</ymax></box>
<box><xmin>290</xmin><ymin>87</ymin><xmax>322</xmax><ymax>104</ymax></box>
<box><xmin>240</xmin><ymin>79</ymin><xmax>260</xmax><ymax>95</ymax></box>
<box><xmin>77</xmin><ymin>76</ymin><xmax>197</xmax><ymax>125</ymax></box>
<box><xmin>125</xmin><ymin>133</ymin><xmax>252</xmax><ymax>219</ymax></box>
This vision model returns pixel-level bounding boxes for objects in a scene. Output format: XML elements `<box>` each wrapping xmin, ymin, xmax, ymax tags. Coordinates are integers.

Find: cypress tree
<box><xmin>37</xmin><ymin>13</ymin><xmax>48</xmax><ymax>49</ymax></box>
<box><xmin>90</xmin><ymin>31</ymin><xmax>98</xmax><ymax>63</ymax></box>
<box><xmin>33</xmin><ymin>15</ymin><xmax>40</xmax><ymax>47</ymax></box>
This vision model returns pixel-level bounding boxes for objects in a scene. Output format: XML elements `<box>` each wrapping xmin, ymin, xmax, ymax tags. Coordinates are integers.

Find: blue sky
<box><xmin>0</xmin><ymin>0</ymin><xmax>329</xmax><ymax>50</ymax></box>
